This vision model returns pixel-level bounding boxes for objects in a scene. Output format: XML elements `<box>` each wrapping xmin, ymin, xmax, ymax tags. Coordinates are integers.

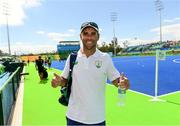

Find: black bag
<box><xmin>58</xmin><ymin>52</ymin><xmax>77</xmax><ymax>106</ymax></box>
<box><xmin>43</xmin><ymin>68</ymin><xmax>48</xmax><ymax>79</ymax></box>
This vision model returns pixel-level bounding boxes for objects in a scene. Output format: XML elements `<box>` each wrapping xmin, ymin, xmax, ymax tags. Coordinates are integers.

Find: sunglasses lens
<box><xmin>90</xmin><ymin>22</ymin><xmax>98</xmax><ymax>28</ymax></box>
<box><xmin>81</xmin><ymin>22</ymin><xmax>98</xmax><ymax>30</ymax></box>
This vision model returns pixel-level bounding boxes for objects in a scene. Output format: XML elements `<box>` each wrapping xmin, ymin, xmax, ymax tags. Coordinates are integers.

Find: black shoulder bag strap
<box><xmin>66</xmin><ymin>52</ymin><xmax>77</xmax><ymax>100</ymax></box>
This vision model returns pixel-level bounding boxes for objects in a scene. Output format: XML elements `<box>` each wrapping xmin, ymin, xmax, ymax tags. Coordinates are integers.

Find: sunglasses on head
<box><xmin>81</xmin><ymin>22</ymin><xmax>98</xmax><ymax>30</ymax></box>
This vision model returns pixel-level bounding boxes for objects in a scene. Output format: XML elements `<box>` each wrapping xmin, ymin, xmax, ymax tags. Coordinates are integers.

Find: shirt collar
<box><xmin>78</xmin><ymin>48</ymin><xmax>100</xmax><ymax>58</ymax></box>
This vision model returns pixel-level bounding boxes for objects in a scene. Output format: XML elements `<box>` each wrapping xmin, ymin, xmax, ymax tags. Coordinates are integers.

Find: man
<box><xmin>51</xmin><ymin>22</ymin><xmax>129</xmax><ymax>125</ymax></box>
<box><xmin>35</xmin><ymin>56</ymin><xmax>44</xmax><ymax>80</ymax></box>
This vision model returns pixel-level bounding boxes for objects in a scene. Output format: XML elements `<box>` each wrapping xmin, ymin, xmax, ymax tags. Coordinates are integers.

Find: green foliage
<box><xmin>0</xmin><ymin>64</ymin><xmax>5</xmax><ymax>75</ymax></box>
<box><xmin>98</xmin><ymin>41</ymin><xmax>123</xmax><ymax>55</ymax></box>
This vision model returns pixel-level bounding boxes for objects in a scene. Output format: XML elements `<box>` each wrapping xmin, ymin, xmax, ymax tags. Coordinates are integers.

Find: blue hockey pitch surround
<box><xmin>51</xmin><ymin>55</ymin><xmax>180</xmax><ymax>96</ymax></box>
<box><xmin>51</xmin><ymin>60</ymin><xmax>66</xmax><ymax>71</ymax></box>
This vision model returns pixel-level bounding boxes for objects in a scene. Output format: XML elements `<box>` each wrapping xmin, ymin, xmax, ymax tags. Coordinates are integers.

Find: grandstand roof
<box><xmin>59</xmin><ymin>41</ymin><xmax>80</xmax><ymax>44</ymax></box>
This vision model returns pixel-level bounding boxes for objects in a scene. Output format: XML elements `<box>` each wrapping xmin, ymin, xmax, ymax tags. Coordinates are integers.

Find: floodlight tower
<box><xmin>111</xmin><ymin>12</ymin><xmax>118</xmax><ymax>56</ymax></box>
<box><xmin>3</xmin><ymin>1</ymin><xmax>11</xmax><ymax>55</ymax></box>
<box><xmin>155</xmin><ymin>0</ymin><xmax>164</xmax><ymax>43</ymax></box>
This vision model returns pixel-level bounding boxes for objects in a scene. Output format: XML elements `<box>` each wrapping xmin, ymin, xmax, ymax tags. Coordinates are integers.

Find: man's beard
<box><xmin>83</xmin><ymin>42</ymin><xmax>96</xmax><ymax>50</ymax></box>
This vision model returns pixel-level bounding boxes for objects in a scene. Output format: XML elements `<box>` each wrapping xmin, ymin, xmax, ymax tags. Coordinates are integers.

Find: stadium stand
<box><xmin>122</xmin><ymin>40</ymin><xmax>180</xmax><ymax>54</ymax></box>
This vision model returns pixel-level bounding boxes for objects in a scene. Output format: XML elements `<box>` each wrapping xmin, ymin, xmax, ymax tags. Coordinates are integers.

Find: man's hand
<box><xmin>51</xmin><ymin>73</ymin><xmax>67</xmax><ymax>88</ymax></box>
<box><xmin>118</xmin><ymin>73</ymin><xmax>130</xmax><ymax>90</ymax></box>
<box><xmin>51</xmin><ymin>73</ymin><xmax>61</xmax><ymax>88</ymax></box>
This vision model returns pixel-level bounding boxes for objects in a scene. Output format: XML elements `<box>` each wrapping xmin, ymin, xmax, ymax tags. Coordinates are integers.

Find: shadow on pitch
<box><xmin>39</xmin><ymin>78</ymin><xmax>48</xmax><ymax>84</ymax></box>
<box><xmin>166</xmin><ymin>100</ymin><xmax>180</xmax><ymax>106</ymax></box>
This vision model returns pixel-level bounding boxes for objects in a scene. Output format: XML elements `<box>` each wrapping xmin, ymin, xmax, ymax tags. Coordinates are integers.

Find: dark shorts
<box><xmin>38</xmin><ymin>67</ymin><xmax>44</xmax><ymax>73</ymax></box>
<box><xmin>66</xmin><ymin>117</ymin><xmax>106</xmax><ymax>126</ymax></box>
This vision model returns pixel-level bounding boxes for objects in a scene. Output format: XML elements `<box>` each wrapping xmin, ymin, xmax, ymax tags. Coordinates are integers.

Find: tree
<box><xmin>98</xmin><ymin>42</ymin><xmax>109</xmax><ymax>52</ymax></box>
<box><xmin>0</xmin><ymin>50</ymin><xmax>3</xmax><ymax>56</ymax></box>
<box><xmin>97</xmin><ymin>41</ymin><xmax>122</xmax><ymax>55</ymax></box>
<box><xmin>123</xmin><ymin>40</ymin><xmax>129</xmax><ymax>48</ymax></box>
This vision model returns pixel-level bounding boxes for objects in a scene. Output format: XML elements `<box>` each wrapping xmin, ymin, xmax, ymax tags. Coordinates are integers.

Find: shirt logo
<box><xmin>95</xmin><ymin>60</ymin><xmax>102</xmax><ymax>68</ymax></box>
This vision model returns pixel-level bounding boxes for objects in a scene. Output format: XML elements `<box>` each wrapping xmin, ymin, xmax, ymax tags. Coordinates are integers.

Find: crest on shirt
<box><xmin>95</xmin><ymin>60</ymin><xmax>102</xmax><ymax>68</ymax></box>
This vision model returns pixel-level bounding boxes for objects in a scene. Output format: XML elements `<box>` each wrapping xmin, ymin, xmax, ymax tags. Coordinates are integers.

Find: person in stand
<box><xmin>47</xmin><ymin>57</ymin><xmax>52</xmax><ymax>69</ymax></box>
<box><xmin>27</xmin><ymin>59</ymin><xmax>30</xmax><ymax>66</ymax></box>
<box><xmin>51</xmin><ymin>22</ymin><xmax>130</xmax><ymax>125</ymax></box>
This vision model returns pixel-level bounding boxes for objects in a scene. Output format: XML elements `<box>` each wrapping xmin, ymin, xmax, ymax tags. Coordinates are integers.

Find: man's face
<box><xmin>80</xmin><ymin>27</ymin><xmax>99</xmax><ymax>50</ymax></box>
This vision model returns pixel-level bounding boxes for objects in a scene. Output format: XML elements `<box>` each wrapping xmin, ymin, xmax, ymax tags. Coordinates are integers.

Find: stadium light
<box><xmin>111</xmin><ymin>12</ymin><xmax>118</xmax><ymax>56</ymax></box>
<box><xmin>2</xmin><ymin>1</ymin><xmax>11</xmax><ymax>55</ymax></box>
<box><xmin>155</xmin><ymin>0</ymin><xmax>164</xmax><ymax>43</ymax></box>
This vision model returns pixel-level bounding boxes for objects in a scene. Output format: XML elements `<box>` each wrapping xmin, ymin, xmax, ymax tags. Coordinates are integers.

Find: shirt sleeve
<box><xmin>106</xmin><ymin>54</ymin><xmax>120</xmax><ymax>82</ymax></box>
<box><xmin>61</xmin><ymin>55</ymin><xmax>70</xmax><ymax>79</ymax></box>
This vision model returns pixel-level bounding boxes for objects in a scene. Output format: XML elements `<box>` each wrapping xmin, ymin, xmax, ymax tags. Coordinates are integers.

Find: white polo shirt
<box><xmin>61</xmin><ymin>49</ymin><xmax>120</xmax><ymax>124</ymax></box>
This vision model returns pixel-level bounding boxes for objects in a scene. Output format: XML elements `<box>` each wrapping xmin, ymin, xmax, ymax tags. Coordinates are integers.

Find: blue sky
<box><xmin>0</xmin><ymin>0</ymin><xmax>180</xmax><ymax>54</ymax></box>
